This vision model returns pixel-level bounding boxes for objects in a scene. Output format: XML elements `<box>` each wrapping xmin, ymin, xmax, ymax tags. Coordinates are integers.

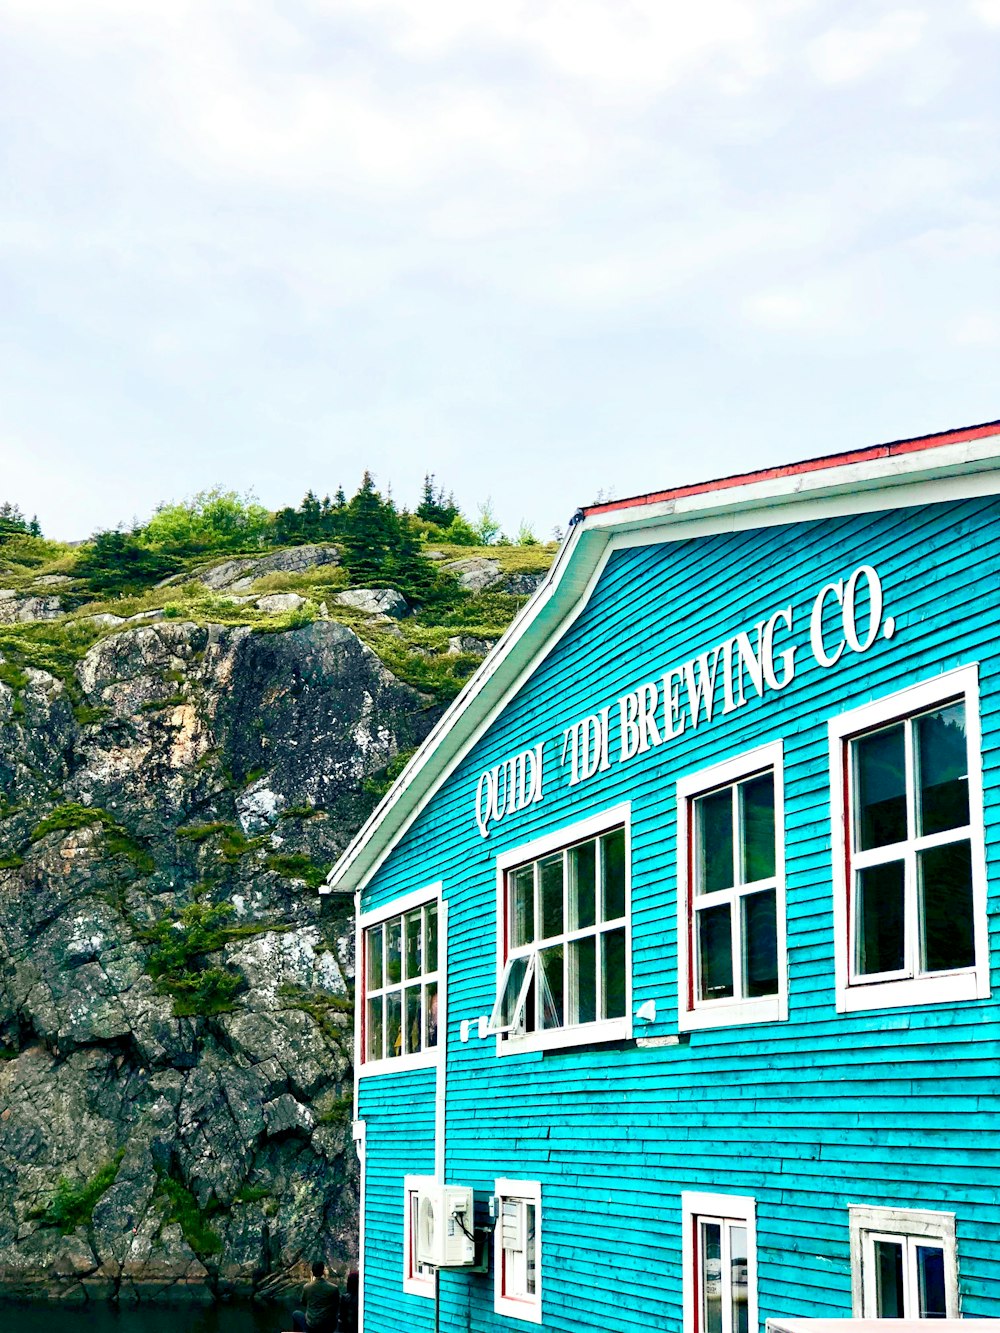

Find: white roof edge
<box><xmin>324</xmin><ymin>429</ymin><xmax>1000</xmax><ymax>896</ymax></box>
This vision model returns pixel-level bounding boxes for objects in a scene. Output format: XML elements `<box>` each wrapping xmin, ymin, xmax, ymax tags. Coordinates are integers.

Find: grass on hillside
<box><xmin>0</xmin><ymin>532</ymin><xmax>557</xmax><ymax>704</ymax></box>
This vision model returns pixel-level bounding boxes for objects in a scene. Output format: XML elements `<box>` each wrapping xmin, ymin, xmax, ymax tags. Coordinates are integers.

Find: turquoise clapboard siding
<box><xmin>356</xmin><ymin>494</ymin><xmax>1000</xmax><ymax>1332</ymax></box>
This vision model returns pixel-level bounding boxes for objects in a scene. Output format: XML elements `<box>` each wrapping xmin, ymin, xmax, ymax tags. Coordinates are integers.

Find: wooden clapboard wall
<box><xmin>357</xmin><ymin>492</ymin><xmax>1000</xmax><ymax>1331</ymax></box>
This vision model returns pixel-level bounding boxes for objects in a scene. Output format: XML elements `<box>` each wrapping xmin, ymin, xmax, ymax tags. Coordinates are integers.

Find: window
<box><xmin>494</xmin><ymin>1179</ymin><xmax>541</xmax><ymax>1323</ymax></box>
<box><xmin>682</xmin><ymin>1193</ymin><xmax>757</xmax><ymax>1333</ymax></box>
<box><xmin>830</xmin><ymin>666</ymin><xmax>989</xmax><ymax>1012</ymax></box>
<box><xmin>403</xmin><ymin>1175</ymin><xmax>435</xmax><ymax>1298</ymax></box>
<box><xmin>361</xmin><ymin>889</ymin><xmax>441</xmax><ymax>1070</ymax></box>
<box><xmin>489</xmin><ymin>806</ymin><xmax>630</xmax><ymax>1052</ymax></box>
<box><xmin>850</xmin><ymin>1205</ymin><xmax>958</xmax><ymax>1319</ymax></box>
<box><xmin>677</xmin><ymin>744</ymin><xmax>786</xmax><ymax>1031</ymax></box>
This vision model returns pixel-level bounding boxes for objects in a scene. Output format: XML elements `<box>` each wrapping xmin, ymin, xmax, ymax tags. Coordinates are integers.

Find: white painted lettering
<box><xmin>762</xmin><ymin>607</ymin><xmax>796</xmax><ymax>690</ymax></box>
<box><xmin>681</xmin><ymin>649</ymin><xmax>720</xmax><ymax>729</ymax></box>
<box><xmin>842</xmin><ymin>564</ymin><xmax>883</xmax><ymax>653</ymax></box>
<box><xmin>810</xmin><ymin>579</ymin><xmax>845</xmax><ymax>669</ymax></box>
<box><xmin>735</xmin><ymin>623</ymin><xmax>766</xmax><ymax>705</ymax></box>
<box><xmin>662</xmin><ymin>668</ymin><xmax>686</xmax><ymax>739</ymax></box>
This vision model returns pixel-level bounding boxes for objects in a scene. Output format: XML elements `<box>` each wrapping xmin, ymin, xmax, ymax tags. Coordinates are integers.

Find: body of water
<box><xmin>0</xmin><ymin>1300</ymin><xmax>291</xmax><ymax>1333</ymax></box>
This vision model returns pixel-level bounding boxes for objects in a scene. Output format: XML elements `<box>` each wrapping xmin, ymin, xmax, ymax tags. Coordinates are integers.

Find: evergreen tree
<box><xmin>339</xmin><ymin>472</ymin><xmax>400</xmax><ymax>583</ymax></box>
<box><xmin>76</xmin><ymin>529</ymin><xmax>182</xmax><ymax>594</ymax></box>
<box><xmin>416</xmin><ymin>474</ymin><xmax>460</xmax><ymax>529</ymax></box>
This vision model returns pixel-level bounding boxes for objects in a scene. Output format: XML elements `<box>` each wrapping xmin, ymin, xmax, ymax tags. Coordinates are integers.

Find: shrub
<box><xmin>154</xmin><ymin>1173</ymin><xmax>223</xmax><ymax>1256</ymax></box>
<box><xmin>36</xmin><ymin>1151</ymin><xmax>124</xmax><ymax>1234</ymax></box>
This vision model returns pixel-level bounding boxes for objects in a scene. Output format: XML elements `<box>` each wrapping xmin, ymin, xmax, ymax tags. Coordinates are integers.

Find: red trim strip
<box><xmin>583</xmin><ymin>420</ymin><xmax>1000</xmax><ymax>518</ymax></box>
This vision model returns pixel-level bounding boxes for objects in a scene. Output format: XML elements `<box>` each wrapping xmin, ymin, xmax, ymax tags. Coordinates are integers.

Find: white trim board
<box><xmin>325</xmin><ymin>433</ymin><xmax>1000</xmax><ymax>899</ymax></box>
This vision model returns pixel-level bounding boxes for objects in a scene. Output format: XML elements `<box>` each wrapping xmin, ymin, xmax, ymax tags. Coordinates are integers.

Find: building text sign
<box><xmin>474</xmin><ymin>564</ymin><xmax>896</xmax><ymax>837</ymax></box>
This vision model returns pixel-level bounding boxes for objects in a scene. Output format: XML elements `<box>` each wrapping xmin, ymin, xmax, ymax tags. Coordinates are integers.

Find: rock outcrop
<box><xmin>0</xmin><ymin>619</ymin><xmax>438</xmax><ymax>1300</ymax></box>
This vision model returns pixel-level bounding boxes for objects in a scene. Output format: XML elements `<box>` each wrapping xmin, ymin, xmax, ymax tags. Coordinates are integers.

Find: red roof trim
<box><xmin>583</xmin><ymin>419</ymin><xmax>1000</xmax><ymax>518</ymax></box>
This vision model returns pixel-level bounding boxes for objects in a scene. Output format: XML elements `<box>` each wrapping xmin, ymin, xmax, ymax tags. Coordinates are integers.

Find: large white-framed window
<box><xmin>677</xmin><ymin>743</ymin><xmax>787</xmax><ymax>1032</ymax></box>
<box><xmin>849</xmin><ymin>1204</ymin><xmax>959</xmax><ymax>1319</ymax></box>
<box><xmin>682</xmin><ymin>1192</ymin><xmax>757</xmax><ymax>1333</ymax></box>
<box><xmin>488</xmin><ymin>804</ymin><xmax>631</xmax><ymax>1054</ymax></box>
<box><xmin>359</xmin><ymin>884</ymin><xmax>443</xmax><ymax>1075</ymax></box>
<box><xmin>402</xmin><ymin>1174</ymin><xmax>436</xmax><ymax>1298</ymax></box>
<box><xmin>830</xmin><ymin>665</ymin><xmax>989</xmax><ymax>1013</ymax></box>
<box><xmin>494</xmin><ymin>1178</ymin><xmax>542</xmax><ymax>1324</ymax></box>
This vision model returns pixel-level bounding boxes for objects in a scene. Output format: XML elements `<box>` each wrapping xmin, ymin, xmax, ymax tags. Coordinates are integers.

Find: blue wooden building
<box><xmin>324</xmin><ymin>422</ymin><xmax>1000</xmax><ymax>1331</ymax></box>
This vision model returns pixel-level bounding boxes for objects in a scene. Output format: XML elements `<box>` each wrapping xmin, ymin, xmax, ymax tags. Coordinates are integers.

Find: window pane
<box><xmin>700</xmin><ymin>1221</ymin><xmax>723</xmax><ymax>1333</ymax></box>
<box><xmin>601</xmin><ymin>828</ymin><xmax>627</xmax><ymax>920</ymax></box>
<box><xmin>365</xmin><ymin>996</ymin><xmax>383</xmax><ymax>1062</ymax></box>
<box><xmin>386</xmin><ymin>990</ymin><xmax>402</xmax><ymax>1059</ymax></box>
<box><xmin>568</xmin><ymin>935</ymin><xmax>597</xmax><ymax>1025</ymax></box>
<box><xmin>743</xmin><ymin>889</ymin><xmax>778</xmax><ymax>997</ymax></box>
<box><xmin>917</xmin><ymin>1245</ymin><xmax>947</xmax><ymax>1318</ymax></box>
<box><xmin>386</xmin><ymin>917</ymin><xmax>402</xmax><ymax>984</ymax></box>
<box><xmin>404</xmin><ymin>909</ymin><xmax>422</xmax><ymax>980</ymax></box>
<box><xmin>917</xmin><ymin>702</ymin><xmax>969</xmax><ymax>836</ymax></box>
<box><xmin>856</xmin><ymin>861</ymin><xmax>905</xmax><ymax>975</ymax></box>
<box><xmin>741</xmin><ymin>773</ymin><xmax>775</xmax><ymax>883</ymax></box>
<box><xmin>425</xmin><ymin>981</ymin><xmax>438</xmax><ymax>1047</ymax></box>
<box><xmin>510</xmin><ymin>866</ymin><xmax>535</xmax><ymax>948</ymax></box>
<box><xmin>698</xmin><ymin>903</ymin><xmax>734</xmax><ymax>1000</ymax></box>
<box><xmin>538</xmin><ymin>944</ymin><xmax>564</xmax><ymax>1028</ymax></box>
<box><xmin>525</xmin><ymin>1203</ymin><xmax>537</xmax><ymax>1296</ymax></box>
<box><xmin>497</xmin><ymin>955</ymin><xmax>530</xmax><ymax>1029</ymax></box>
<box><xmin>730</xmin><ymin>1225</ymin><xmax>749</xmax><ymax>1333</ymax></box>
<box><xmin>366</xmin><ymin>925</ymin><xmax>383</xmax><ymax>991</ymax></box>
<box><xmin>874</xmin><ymin>1239</ymin><xmax>905</xmax><ymax>1318</ymax></box>
<box><xmin>919</xmin><ymin>840</ymin><xmax>975</xmax><ymax>972</ymax></box>
<box><xmin>568</xmin><ymin>839</ymin><xmax>597</xmax><ymax>930</ymax></box>
<box><xmin>856</xmin><ymin>724</ymin><xmax>907</xmax><ymax>849</ymax></box>
<box><xmin>405</xmin><ymin>985</ymin><xmax>422</xmax><ymax>1054</ymax></box>
<box><xmin>540</xmin><ymin>854</ymin><xmax>564</xmax><ymax>939</ymax></box>
<box><xmin>698</xmin><ymin>789</ymin><xmax>734</xmax><ymax>893</ymax></box>
<box><xmin>601</xmin><ymin>927</ymin><xmax>627</xmax><ymax>1019</ymax></box>
<box><xmin>424</xmin><ymin>902</ymin><xmax>438</xmax><ymax>973</ymax></box>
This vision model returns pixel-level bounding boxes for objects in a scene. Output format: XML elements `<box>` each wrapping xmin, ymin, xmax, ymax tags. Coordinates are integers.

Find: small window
<box><xmin>831</xmin><ymin>667</ymin><xmax>989</xmax><ymax>1012</ymax></box>
<box><xmin>402</xmin><ymin>1175</ymin><xmax>435</xmax><ymax>1298</ymax></box>
<box><xmin>494</xmin><ymin>1179</ymin><xmax>541</xmax><ymax>1324</ymax></box>
<box><xmin>683</xmin><ymin>1193</ymin><xmax>757</xmax><ymax>1333</ymax></box>
<box><xmin>850</xmin><ymin>1205</ymin><xmax>958</xmax><ymax>1319</ymax></box>
<box><xmin>362</xmin><ymin>895</ymin><xmax>441</xmax><ymax>1068</ymax></box>
<box><xmin>677</xmin><ymin>745</ymin><xmax>786</xmax><ymax>1031</ymax></box>
<box><xmin>489</xmin><ymin>809</ymin><xmax>630</xmax><ymax>1051</ymax></box>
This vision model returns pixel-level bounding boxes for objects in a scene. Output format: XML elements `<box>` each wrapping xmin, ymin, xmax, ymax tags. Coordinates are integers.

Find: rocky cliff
<box><xmin>0</xmin><ymin>598</ymin><xmax>449</xmax><ymax>1301</ymax></box>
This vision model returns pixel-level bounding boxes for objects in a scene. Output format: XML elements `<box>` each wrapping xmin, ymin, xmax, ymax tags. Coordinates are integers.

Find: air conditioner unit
<box><xmin>415</xmin><ymin>1183</ymin><xmax>475</xmax><ymax>1268</ymax></box>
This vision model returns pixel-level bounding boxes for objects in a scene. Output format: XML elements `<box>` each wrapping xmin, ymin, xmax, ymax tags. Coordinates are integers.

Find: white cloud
<box><xmin>950</xmin><ymin>313</ymin><xmax>1000</xmax><ymax>346</ymax></box>
<box><xmin>970</xmin><ymin>0</ymin><xmax>1000</xmax><ymax>24</ymax></box>
<box><xmin>808</xmin><ymin>9</ymin><xmax>928</xmax><ymax>84</ymax></box>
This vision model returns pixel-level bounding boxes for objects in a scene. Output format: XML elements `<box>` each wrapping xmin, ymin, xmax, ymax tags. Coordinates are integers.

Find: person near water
<box><xmin>292</xmin><ymin>1259</ymin><xmax>340</xmax><ymax>1333</ymax></box>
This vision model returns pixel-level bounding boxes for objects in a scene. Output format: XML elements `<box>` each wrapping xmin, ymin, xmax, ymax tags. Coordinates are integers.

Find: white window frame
<box><xmin>849</xmin><ymin>1204</ymin><xmax>959</xmax><ymax>1318</ymax></box>
<box><xmin>491</xmin><ymin>804</ymin><xmax>632</xmax><ymax>1055</ymax></box>
<box><xmin>402</xmin><ymin>1174</ymin><xmax>436</xmax><ymax>1299</ymax></box>
<box><xmin>829</xmin><ymin>665</ymin><xmax>990</xmax><ymax>1013</ymax></box>
<box><xmin>677</xmin><ymin>743</ymin><xmax>787</xmax><ymax>1032</ymax></box>
<box><xmin>359</xmin><ymin>883</ymin><xmax>444</xmax><ymax>1077</ymax></box>
<box><xmin>682</xmin><ymin>1191</ymin><xmax>758</xmax><ymax>1333</ymax></box>
<box><xmin>494</xmin><ymin>1178</ymin><xmax>542</xmax><ymax>1324</ymax></box>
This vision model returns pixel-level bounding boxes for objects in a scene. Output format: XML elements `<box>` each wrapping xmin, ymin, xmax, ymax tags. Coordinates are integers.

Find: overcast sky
<box><xmin>1</xmin><ymin>1</ymin><xmax>998</xmax><ymax>541</ymax></box>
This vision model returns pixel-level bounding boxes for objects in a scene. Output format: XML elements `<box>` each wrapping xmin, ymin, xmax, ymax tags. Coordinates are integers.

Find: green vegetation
<box><xmin>141</xmin><ymin>901</ymin><xmax>247</xmax><ymax>1016</ymax></box>
<box><xmin>0</xmin><ymin>502</ymin><xmax>42</xmax><ymax>540</ymax></box>
<box><xmin>363</xmin><ymin>747</ymin><xmax>419</xmax><ymax>800</ymax></box>
<box><xmin>0</xmin><ymin>473</ymin><xmax>557</xmax><ymax>704</ymax></box>
<box><xmin>265</xmin><ymin>853</ymin><xmax>328</xmax><ymax>890</ymax></box>
<box><xmin>34</xmin><ymin>1151</ymin><xmax>125</xmax><ymax>1234</ymax></box>
<box><xmin>233</xmin><ymin>1185</ymin><xmax>272</xmax><ymax>1205</ymax></box>
<box><xmin>0</xmin><ymin>855</ymin><xmax>24</xmax><ymax>870</ymax></box>
<box><xmin>154</xmin><ymin>1172</ymin><xmax>223</xmax><ymax>1256</ymax></box>
<box><xmin>31</xmin><ymin>803</ymin><xmax>116</xmax><ymax>842</ymax></box>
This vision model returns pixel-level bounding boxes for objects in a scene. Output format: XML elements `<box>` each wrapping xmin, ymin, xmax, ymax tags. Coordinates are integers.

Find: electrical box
<box><xmin>415</xmin><ymin>1183</ymin><xmax>476</xmax><ymax>1268</ymax></box>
